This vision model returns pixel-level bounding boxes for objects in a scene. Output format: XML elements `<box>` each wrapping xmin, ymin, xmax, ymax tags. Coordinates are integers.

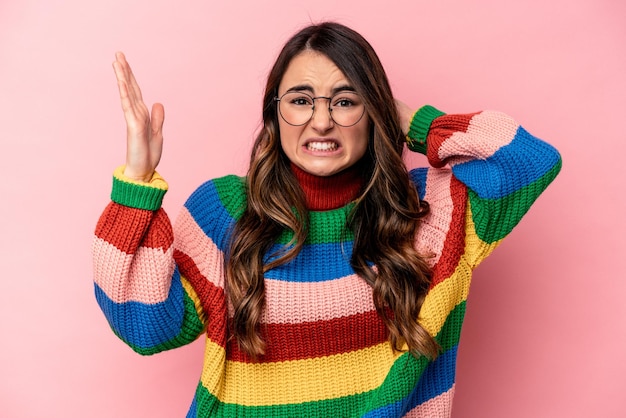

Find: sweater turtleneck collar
<box><xmin>290</xmin><ymin>162</ymin><xmax>365</xmax><ymax>211</ymax></box>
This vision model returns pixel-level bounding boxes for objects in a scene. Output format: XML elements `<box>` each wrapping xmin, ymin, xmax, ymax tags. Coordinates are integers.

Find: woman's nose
<box><xmin>309</xmin><ymin>103</ymin><xmax>334</xmax><ymax>131</ymax></box>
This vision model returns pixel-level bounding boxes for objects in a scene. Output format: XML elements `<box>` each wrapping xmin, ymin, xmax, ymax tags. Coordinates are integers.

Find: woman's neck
<box><xmin>290</xmin><ymin>162</ymin><xmax>364</xmax><ymax>211</ymax></box>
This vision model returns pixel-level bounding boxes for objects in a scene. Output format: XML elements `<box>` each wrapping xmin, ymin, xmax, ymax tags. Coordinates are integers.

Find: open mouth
<box><xmin>306</xmin><ymin>141</ymin><xmax>339</xmax><ymax>152</ymax></box>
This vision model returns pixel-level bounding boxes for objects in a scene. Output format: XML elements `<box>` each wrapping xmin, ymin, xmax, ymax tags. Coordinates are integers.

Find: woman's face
<box><xmin>277</xmin><ymin>51</ymin><xmax>370</xmax><ymax>177</ymax></box>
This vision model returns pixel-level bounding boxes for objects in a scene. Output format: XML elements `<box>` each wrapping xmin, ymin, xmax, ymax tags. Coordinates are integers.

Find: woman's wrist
<box><xmin>111</xmin><ymin>165</ymin><xmax>168</xmax><ymax>210</ymax></box>
<box><xmin>406</xmin><ymin>105</ymin><xmax>446</xmax><ymax>153</ymax></box>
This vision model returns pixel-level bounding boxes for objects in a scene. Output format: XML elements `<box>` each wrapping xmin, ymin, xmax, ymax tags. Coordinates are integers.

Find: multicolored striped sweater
<box><xmin>93</xmin><ymin>105</ymin><xmax>561</xmax><ymax>417</ymax></box>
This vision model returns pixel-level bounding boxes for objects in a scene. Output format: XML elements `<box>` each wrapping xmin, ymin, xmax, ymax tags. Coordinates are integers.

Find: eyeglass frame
<box><xmin>273</xmin><ymin>90</ymin><xmax>366</xmax><ymax>127</ymax></box>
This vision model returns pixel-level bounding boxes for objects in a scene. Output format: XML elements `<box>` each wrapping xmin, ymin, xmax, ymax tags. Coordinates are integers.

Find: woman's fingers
<box><xmin>116</xmin><ymin>52</ymin><xmax>144</xmax><ymax>103</ymax></box>
<box><xmin>151</xmin><ymin>102</ymin><xmax>165</xmax><ymax>137</ymax></box>
<box><xmin>149</xmin><ymin>103</ymin><xmax>165</xmax><ymax>169</ymax></box>
<box><xmin>113</xmin><ymin>52</ymin><xmax>164</xmax><ymax>182</ymax></box>
<box><xmin>113</xmin><ymin>53</ymin><xmax>150</xmax><ymax>130</ymax></box>
<box><xmin>113</xmin><ymin>52</ymin><xmax>143</xmax><ymax>112</ymax></box>
<box><xmin>113</xmin><ymin>66</ymin><xmax>133</xmax><ymax>116</ymax></box>
<box><xmin>394</xmin><ymin>99</ymin><xmax>414</xmax><ymax>135</ymax></box>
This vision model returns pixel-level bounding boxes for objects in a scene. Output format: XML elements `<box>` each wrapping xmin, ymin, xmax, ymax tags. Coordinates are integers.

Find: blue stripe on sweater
<box><xmin>451</xmin><ymin>126</ymin><xmax>561</xmax><ymax>200</ymax></box>
<box><xmin>263</xmin><ymin>241</ymin><xmax>356</xmax><ymax>282</ymax></box>
<box><xmin>409</xmin><ymin>168</ymin><xmax>428</xmax><ymax>201</ymax></box>
<box><xmin>186</xmin><ymin>396</ymin><xmax>197</xmax><ymax>418</ymax></box>
<box><xmin>185</xmin><ymin>179</ymin><xmax>360</xmax><ymax>281</ymax></box>
<box><xmin>94</xmin><ymin>269</ymin><xmax>185</xmax><ymax>349</ymax></box>
<box><xmin>362</xmin><ymin>345</ymin><xmax>458</xmax><ymax>417</ymax></box>
<box><xmin>184</xmin><ymin>180</ymin><xmax>237</xmax><ymax>253</ymax></box>
<box><xmin>363</xmin><ymin>346</ymin><xmax>458</xmax><ymax>418</ymax></box>
<box><xmin>403</xmin><ymin>345</ymin><xmax>458</xmax><ymax>412</ymax></box>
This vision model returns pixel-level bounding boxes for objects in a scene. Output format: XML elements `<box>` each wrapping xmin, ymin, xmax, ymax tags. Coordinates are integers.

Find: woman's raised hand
<box><xmin>394</xmin><ymin>99</ymin><xmax>414</xmax><ymax>136</ymax></box>
<box><xmin>113</xmin><ymin>52</ymin><xmax>164</xmax><ymax>183</ymax></box>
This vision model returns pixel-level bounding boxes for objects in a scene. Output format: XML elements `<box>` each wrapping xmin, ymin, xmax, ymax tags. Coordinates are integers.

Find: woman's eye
<box><xmin>332</xmin><ymin>92</ymin><xmax>360</xmax><ymax>108</ymax></box>
<box><xmin>335</xmin><ymin>99</ymin><xmax>353</xmax><ymax>107</ymax></box>
<box><xmin>290</xmin><ymin>97</ymin><xmax>312</xmax><ymax>106</ymax></box>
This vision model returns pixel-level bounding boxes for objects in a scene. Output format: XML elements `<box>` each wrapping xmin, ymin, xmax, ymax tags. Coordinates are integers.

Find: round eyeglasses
<box><xmin>274</xmin><ymin>90</ymin><xmax>366</xmax><ymax>127</ymax></box>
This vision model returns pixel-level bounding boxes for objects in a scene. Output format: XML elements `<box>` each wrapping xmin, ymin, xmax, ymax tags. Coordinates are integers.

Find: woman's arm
<box><xmin>399</xmin><ymin>101</ymin><xmax>562</xmax><ymax>265</ymax></box>
<box><xmin>93</xmin><ymin>53</ymin><xmax>206</xmax><ymax>354</ymax></box>
<box><xmin>93</xmin><ymin>169</ymin><xmax>206</xmax><ymax>355</ymax></box>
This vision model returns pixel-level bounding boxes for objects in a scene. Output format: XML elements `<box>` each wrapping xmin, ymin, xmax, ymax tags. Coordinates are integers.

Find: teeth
<box><xmin>307</xmin><ymin>141</ymin><xmax>338</xmax><ymax>151</ymax></box>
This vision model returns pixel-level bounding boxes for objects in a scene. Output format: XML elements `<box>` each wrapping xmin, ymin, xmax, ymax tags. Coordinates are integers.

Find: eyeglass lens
<box><xmin>277</xmin><ymin>91</ymin><xmax>365</xmax><ymax>127</ymax></box>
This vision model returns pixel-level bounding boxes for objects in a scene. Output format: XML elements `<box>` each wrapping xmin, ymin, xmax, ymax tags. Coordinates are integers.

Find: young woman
<box><xmin>93</xmin><ymin>22</ymin><xmax>561</xmax><ymax>417</ymax></box>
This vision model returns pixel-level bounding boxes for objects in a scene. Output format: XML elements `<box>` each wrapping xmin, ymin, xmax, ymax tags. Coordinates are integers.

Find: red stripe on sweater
<box><xmin>175</xmin><ymin>249</ymin><xmax>228</xmax><ymax>347</ymax></box>
<box><xmin>178</xmin><ymin>245</ymin><xmax>388</xmax><ymax>362</ymax></box>
<box><xmin>427</xmin><ymin>113</ymin><xmax>477</xmax><ymax>167</ymax></box>
<box><xmin>429</xmin><ymin>177</ymin><xmax>468</xmax><ymax>288</ymax></box>
<box><xmin>226</xmin><ymin>308</ymin><xmax>389</xmax><ymax>363</ymax></box>
<box><xmin>94</xmin><ymin>202</ymin><xmax>173</xmax><ymax>254</ymax></box>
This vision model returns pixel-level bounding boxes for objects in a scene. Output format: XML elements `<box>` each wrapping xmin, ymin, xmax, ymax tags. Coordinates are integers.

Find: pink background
<box><xmin>1</xmin><ymin>0</ymin><xmax>624</xmax><ymax>417</ymax></box>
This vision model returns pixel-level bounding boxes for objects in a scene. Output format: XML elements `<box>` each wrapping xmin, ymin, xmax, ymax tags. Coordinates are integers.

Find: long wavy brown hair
<box><xmin>226</xmin><ymin>22</ymin><xmax>440</xmax><ymax>360</ymax></box>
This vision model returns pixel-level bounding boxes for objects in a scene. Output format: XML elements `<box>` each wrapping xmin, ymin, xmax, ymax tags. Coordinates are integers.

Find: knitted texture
<box><xmin>110</xmin><ymin>165</ymin><xmax>168</xmax><ymax>210</ymax></box>
<box><xmin>290</xmin><ymin>161</ymin><xmax>364</xmax><ymax>210</ymax></box>
<box><xmin>406</xmin><ymin>105</ymin><xmax>446</xmax><ymax>154</ymax></box>
<box><xmin>93</xmin><ymin>107</ymin><xmax>562</xmax><ymax>417</ymax></box>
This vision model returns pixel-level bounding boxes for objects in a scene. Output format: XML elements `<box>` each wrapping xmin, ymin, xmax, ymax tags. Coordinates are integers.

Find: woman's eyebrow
<box><xmin>285</xmin><ymin>84</ymin><xmax>356</xmax><ymax>95</ymax></box>
<box><xmin>331</xmin><ymin>85</ymin><xmax>356</xmax><ymax>94</ymax></box>
<box><xmin>286</xmin><ymin>84</ymin><xmax>314</xmax><ymax>93</ymax></box>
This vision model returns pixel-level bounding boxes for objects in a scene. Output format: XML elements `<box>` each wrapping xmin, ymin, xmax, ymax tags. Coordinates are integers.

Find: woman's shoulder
<box><xmin>185</xmin><ymin>174</ymin><xmax>248</xmax><ymax>220</ymax></box>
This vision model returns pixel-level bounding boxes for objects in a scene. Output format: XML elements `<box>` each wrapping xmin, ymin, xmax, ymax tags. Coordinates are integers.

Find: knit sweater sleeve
<box><xmin>407</xmin><ymin>105</ymin><xmax>562</xmax><ymax>266</ymax></box>
<box><xmin>92</xmin><ymin>166</ymin><xmax>207</xmax><ymax>355</ymax></box>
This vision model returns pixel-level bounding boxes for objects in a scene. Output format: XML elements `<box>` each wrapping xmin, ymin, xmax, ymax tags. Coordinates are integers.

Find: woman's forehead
<box><xmin>278</xmin><ymin>51</ymin><xmax>351</xmax><ymax>95</ymax></box>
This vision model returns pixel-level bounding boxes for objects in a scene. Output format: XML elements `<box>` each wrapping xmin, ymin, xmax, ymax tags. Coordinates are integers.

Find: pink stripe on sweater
<box><xmin>404</xmin><ymin>385</ymin><xmax>455</xmax><ymax>417</ymax></box>
<box><xmin>174</xmin><ymin>207</ymin><xmax>225</xmax><ymax>289</ymax></box>
<box><xmin>261</xmin><ymin>274</ymin><xmax>377</xmax><ymax>324</ymax></box>
<box><xmin>175</xmin><ymin>208</ymin><xmax>378</xmax><ymax>324</ymax></box>
<box><xmin>415</xmin><ymin>169</ymin><xmax>455</xmax><ymax>268</ymax></box>
<box><xmin>93</xmin><ymin>237</ymin><xmax>175</xmax><ymax>304</ymax></box>
<box><xmin>438</xmin><ymin>111</ymin><xmax>519</xmax><ymax>164</ymax></box>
